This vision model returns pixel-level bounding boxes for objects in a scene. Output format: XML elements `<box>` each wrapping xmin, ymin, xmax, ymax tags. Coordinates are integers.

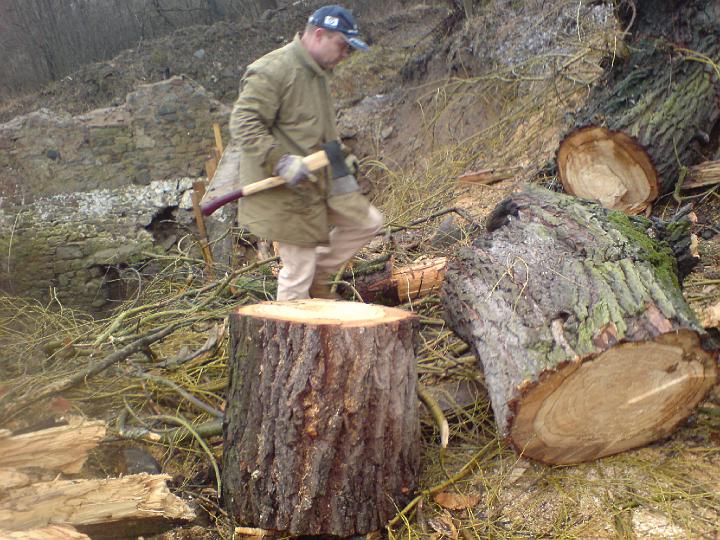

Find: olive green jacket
<box><xmin>229</xmin><ymin>34</ymin><xmax>369</xmax><ymax>246</ymax></box>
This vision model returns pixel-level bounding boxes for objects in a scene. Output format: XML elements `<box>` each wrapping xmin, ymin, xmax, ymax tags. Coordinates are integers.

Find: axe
<box><xmin>200</xmin><ymin>149</ymin><xmax>330</xmax><ymax>216</ymax></box>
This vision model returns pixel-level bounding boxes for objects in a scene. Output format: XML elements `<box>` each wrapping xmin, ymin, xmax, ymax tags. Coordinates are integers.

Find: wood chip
<box><xmin>433</xmin><ymin>491</ymin><xmax>482</xmax><ymax>510</ymax></box>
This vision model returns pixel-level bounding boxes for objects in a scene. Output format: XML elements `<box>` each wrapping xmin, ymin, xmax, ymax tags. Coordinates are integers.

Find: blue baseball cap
<box><xmin>308</xmin><ymin>5</ymin><xmax>369</xmax><ymax>51</ymax></box>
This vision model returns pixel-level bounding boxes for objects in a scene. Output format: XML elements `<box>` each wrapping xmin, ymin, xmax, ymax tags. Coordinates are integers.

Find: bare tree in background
<box><xmin>0</xmin><ymin>0</ymin><xmax>280</xmax><ymax>97</ymax></box>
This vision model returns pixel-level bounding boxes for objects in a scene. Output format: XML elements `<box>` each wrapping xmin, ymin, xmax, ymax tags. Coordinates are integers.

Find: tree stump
<box><xmin>441</xmin><ymin>187</ymin><xmax>718</xmax><ymax>465</ymax></box>
<box><xmin>557</xmin><ymin>0</ymin><xmax>720</xmax><ymax>211</ymax></box>
<box><xmin>222</xmin><ymin>299</ymin><xmax>420</xmax><ymax>537</ymax></box>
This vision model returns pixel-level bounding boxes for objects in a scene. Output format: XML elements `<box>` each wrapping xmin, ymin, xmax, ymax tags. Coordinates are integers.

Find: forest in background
<box><xmin>0</xmin><ymin>0</ymin><xmax>280</xmax><ymax>96</ymax></box>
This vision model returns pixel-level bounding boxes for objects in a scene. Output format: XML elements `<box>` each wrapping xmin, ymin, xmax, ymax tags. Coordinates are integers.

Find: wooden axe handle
<box><xmin>201</xmin><ymin>150</ymin><xmax>329</xmax><ymax>216</ymax></box>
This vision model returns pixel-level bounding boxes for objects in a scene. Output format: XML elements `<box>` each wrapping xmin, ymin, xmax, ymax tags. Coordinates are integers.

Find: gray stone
<box><xmin>56</xmin><ymin>245</ymin><xmax>83</xmax><ymax>259</ymax></box>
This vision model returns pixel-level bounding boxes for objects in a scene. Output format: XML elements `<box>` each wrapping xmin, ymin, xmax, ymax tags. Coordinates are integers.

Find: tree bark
<box><xmin>222</xmin><ymin>299</ymin><xmax>420</xmax><ymax>537</ymax></box>
<box><xmin>441</xmin><ymin>186</ymin><xmax>718</xmax><ymax>465</ymax></box>
<box><xmin>558</xmin><ymin>0</ymin><xmax>720</xmax><ymax>209</ymax></box>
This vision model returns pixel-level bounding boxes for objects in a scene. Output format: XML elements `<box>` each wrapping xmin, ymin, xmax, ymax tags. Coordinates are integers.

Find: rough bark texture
<box><xmin>222</xmin><ymin>300</ymin><xmax>420</xmax><ymax>537</ymax></box>
<box><xmin>441</xmin><ymin>187</ymin><xmax>717</xmax><ymax>464</ymax></box>
<box><xmin>567</xmin><ymin>0</ymin><xmax>720</xmax><ymax>195</ymax></box>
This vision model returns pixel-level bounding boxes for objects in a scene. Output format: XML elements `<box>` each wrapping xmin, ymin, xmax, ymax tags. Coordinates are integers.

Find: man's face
<box><xmin>314</xmin><ymin>29</ymin><xmax>352</xmax><ymax>70</ymax></box>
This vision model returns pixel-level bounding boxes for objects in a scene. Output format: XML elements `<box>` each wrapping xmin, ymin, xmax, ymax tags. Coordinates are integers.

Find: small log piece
<box><xmin>352</xmin><ymin>257</ymin><xmax>447</xmax><ymax>305</ymax></box>
<box><xmin>223</xmin><ymin>299</ymin><xmax>420</xmax><ymax>537</ymax></box>
<box><xmin>682</xmin><ymin>160</ymin><xmax>720</xmax><ymax>190</ymax></box>
<box><xmin>441</xmin><ymin>186</ymin><xmax>718</xmax><ymax>465</ymax></box>
<box><xmin>0</xmin><ymin>473</ymin><xmax>195</xmax><ymax>538</ymax></box>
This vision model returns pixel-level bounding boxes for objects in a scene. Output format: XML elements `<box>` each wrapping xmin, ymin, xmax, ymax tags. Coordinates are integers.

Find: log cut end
<box><xmin>510</xmin><ymin>331</ymin><xmax>717</xmax><ymax>464</ymax></box>
<box><xmin>236</xmin><ymin>299</ymin><xmax>415</xmax><ymax>326</ymax></box>
<box><xmin>557</xmin><ymin>126</ymin><xmax>659</xmax><ymax>214</ymax></box>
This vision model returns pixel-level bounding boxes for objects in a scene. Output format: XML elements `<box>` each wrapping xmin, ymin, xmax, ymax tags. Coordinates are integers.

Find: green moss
<box><xmin>606</xmin><ymin>211</ymin><xmax>680</xmax><ymax>291</ymax></box>
<box><xmin>575</xmin><ymin>282</ymin><xmax>629</xmax><ymax>355</ymax></box>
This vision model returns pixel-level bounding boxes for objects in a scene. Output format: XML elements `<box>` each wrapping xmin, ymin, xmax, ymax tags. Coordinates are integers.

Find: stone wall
<box><xmin>0</xmin><ymin>76</ymin><xmax>230</xmax><ymax>202</ymax></box>
<box><xmin>0</xmin><ymin>76</ymin><xmax>237</xmax><ymax>311</ymax></box>
<box><xmin>0</xmin><ymin>178</ymin><xmax>203</xmax><ymax>311</ymax></box>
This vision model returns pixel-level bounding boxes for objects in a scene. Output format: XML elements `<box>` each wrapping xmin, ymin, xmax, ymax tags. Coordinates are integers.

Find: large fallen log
<box><xmin>222</xmin><ymin>299</ymin><xmax>420</xmax><ymax>537</ymax></box>
<box><xmin>0</xmin><ymin>473</ymin><xmax>195</xmax><ymax>539</ymax></box>
<box><xmin>441</xmin><ymin>187</ymin><xmax>717</xmax><ymax>465</ymax></box>
<box><xmin>557</xmin><ymin>0</ymin><xmax>720</xmax><ymax>212</ymax></box>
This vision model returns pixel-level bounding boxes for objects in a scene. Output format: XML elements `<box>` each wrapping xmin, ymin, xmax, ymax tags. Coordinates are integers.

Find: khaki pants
<box><xmin>276</xmin><ymin>205</ymin><xmax>384</xmax><ymax>301</ymax></box>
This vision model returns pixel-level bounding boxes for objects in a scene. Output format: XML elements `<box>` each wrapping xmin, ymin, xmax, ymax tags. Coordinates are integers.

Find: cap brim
<box><xmin>341</xmin><ymin>34</ymin><xmax>369</xmax><ymax>51</ymax></box>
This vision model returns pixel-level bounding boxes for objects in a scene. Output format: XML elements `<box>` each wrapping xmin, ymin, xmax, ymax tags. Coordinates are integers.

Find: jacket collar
<box><xmin>291</xmin><ymin>33</ymin><xmax>329</xmax><ymax>78</ymax></box>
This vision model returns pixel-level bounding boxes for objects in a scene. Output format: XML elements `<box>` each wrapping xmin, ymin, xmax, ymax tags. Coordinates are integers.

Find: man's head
<box><xmin>301</xmin><ymin>5</ymin><xmax>368</xmax><ymax>70</ymax></box>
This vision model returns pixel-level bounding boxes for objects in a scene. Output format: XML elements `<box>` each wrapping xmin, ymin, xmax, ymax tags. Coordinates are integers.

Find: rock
<box><xmin>118</xmin><ymin>447</ymin><xmax>163</xmax><ymax>476</ymax></box>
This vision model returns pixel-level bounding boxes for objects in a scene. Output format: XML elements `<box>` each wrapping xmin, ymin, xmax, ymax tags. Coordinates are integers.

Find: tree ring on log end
<box><xmin>557</xmin><ymin>126</ymin><xmax>659</xmax><ymax>214</ymax></box>
<box><xmin>236</xmin><ymin>299</ymin><xmax>413</xmax><ymax>326</ymax></box>
<box><xmin>510</xmin><ymin>330</ymin><xmax>717</xmax><ymax>465</ymax></box>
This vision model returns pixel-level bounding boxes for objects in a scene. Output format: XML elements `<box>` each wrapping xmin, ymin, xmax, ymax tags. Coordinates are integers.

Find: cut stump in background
<box><xmin>358</xmin><ymin>257</ymin><xmax>447</xmax><ymax>304</ymax></box>
<box><xmin>557</xmin><ymin>126</ymin><xmax>658</xmax><ymax>214</ymax></box>
<box><xmin>441</xmin><ymin>186</ymin><xmax>717</xmax><ymax>465</ymax></box>
<box><xmin>222</xmin><ymin>299</ymin><xmax>420</xmax><ymax>537</ymax></box>
<box><xmin>560</xmin><ymin>2</ymin><xmax>720</xmax><ymax>200</ymax></box>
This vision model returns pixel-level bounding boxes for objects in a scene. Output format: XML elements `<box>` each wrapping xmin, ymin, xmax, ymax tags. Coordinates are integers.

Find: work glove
<box><xmin>274</xmin><ymin>154</ymin><xmax>312</xmax><ymax>186</ymax></box>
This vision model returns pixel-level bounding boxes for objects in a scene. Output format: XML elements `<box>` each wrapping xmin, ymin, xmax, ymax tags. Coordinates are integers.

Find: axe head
<box><xmin>321</xmin><ymin>140</ymin><xmax>352</xmax><ymax>179</ymax></box>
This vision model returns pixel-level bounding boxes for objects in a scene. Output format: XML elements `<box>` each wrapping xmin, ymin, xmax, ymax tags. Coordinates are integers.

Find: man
<box><xmin>229</xmin><ymin>5</ymin><xmax>384</xmax><ymax>301</ymax></box>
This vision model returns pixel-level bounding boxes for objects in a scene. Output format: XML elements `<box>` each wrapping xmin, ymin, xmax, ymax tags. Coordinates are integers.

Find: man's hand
<box><xmin>274</xmin><ymin>154</ymin><xmax>312</xmax><ymax>186</ymax></box>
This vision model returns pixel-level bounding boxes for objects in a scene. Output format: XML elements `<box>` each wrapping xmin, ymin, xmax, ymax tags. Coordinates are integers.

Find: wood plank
<box><xmin>0</xmin><ymin>473</ymin><xmax>195</xmax><ymax>538</ymax></box>
<box><xmin>0</xmin><ymin>524</ymin><xmax>90</xmax><ymax>539</ymax></box>
<box><xmin>199</xmin><ymin>141</ymin><xmax>243</xmax><ymax>209</ymax></box>
<box><xmin>0</xmin><ymin>418</ymin><xmax>105</xmax><ymax>474</ymax></box>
